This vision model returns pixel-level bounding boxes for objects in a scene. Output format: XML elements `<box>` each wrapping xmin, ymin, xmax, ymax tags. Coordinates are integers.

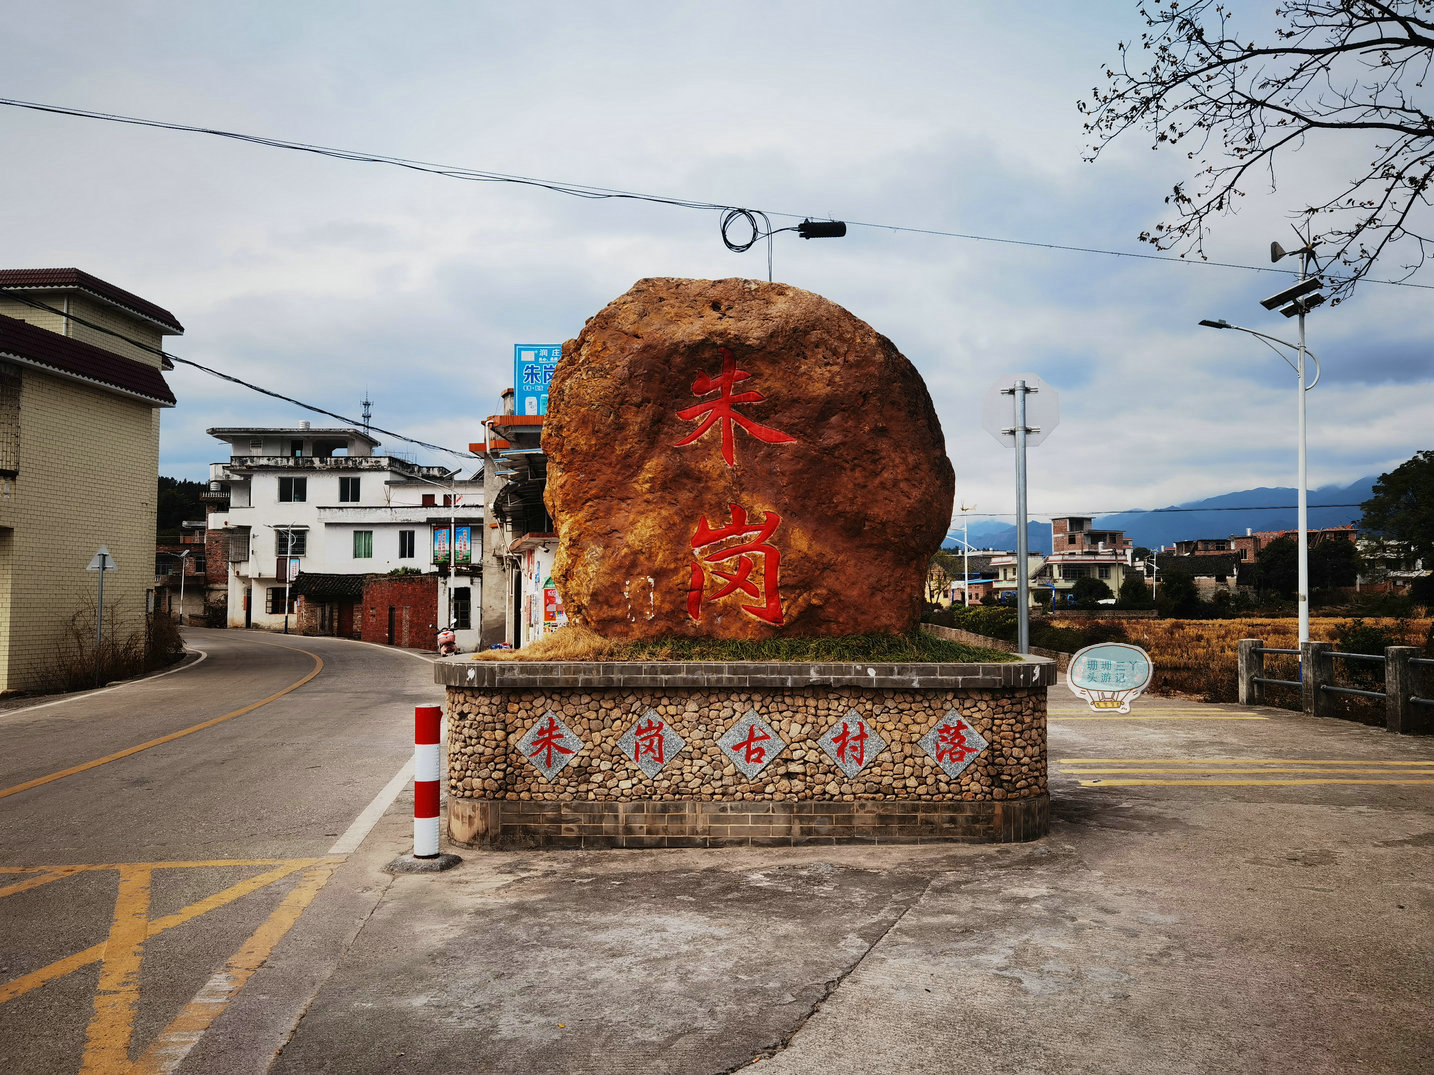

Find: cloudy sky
<box><xmin>3</xmin><ymin>1</ymin><xmax>1429</xmax><ymax>530</ymax></box>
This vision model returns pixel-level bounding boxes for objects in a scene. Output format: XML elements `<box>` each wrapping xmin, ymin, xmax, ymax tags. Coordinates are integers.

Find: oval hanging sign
<box><xmin>1067</xmin><ymin>642</ymin><xmax>1154</xmax><ymax>714</ymax></box>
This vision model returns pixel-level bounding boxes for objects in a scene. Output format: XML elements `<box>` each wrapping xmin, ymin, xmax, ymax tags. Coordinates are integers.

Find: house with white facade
<box><xmin>205</xmin><ymin>422</ymin><xmax>484</xmax><ymax>649</ymax></box>
<box><xmin>991</xmin><ymin>517</ymin><xmax>1136</xmax><ymax>606</ymax></box>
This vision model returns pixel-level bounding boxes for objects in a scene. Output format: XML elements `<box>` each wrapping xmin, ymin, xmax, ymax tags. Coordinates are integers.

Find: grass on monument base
<box><xmin>472</xmin><ymin>623</ymin><xmax>1017</xmax><ymax>664</ymax></box>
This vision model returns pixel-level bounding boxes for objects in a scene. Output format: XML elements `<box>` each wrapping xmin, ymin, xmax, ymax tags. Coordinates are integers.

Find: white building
<box><xmin>206</xmin><ymin>422</ymin><xmax>484</xmax><ymax>648</ymax></box>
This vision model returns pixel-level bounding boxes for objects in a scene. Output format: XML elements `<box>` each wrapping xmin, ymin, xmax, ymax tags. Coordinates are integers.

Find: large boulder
<box><xmin>543</xmin><ymin>277</ymin><xmax>954</xmax><ymax>639</ymax></box>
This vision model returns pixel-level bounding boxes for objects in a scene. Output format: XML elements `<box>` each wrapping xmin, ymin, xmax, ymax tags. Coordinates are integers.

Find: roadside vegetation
<box><xmin>474</xmin><ymin>623</ymin><xmax>1015</xmax><ymax>664</ymax></box>
<box><xmin>33</xmin><ymin>599</ymin><xmax>187</xmax><ymax>694</ymax></box>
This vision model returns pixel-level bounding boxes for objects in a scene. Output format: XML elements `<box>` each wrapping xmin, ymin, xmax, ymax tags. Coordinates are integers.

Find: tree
<box><xmin>1082</xmin><ymin>2</ymin><xmax>1434</xmax><ymax>298</ymax></box>
<box><xmin>1156</xmin><ymin>571</ymin><xmax>1204</xmax><ymax>616</ymax></box>
<box><xmin>1072</xmin><ymin>576</ymin><xmax>1115</xmax><ymax>608</ymax></box>
<box><xmin>1254</xmin><ymin>535</ymin><xmax>1301</xmax><ymax>596</ymax></box>
<box><xmin>1118</xmin><ymin>573</ymin><xmax>1153</xmax><ymax>607</ymax></box>
<box><xmin>1361</xmin><ymin>449</ymin><xmax>1434</xmax><ymax>563</ymax></box>
<box><xmin>157</xmin><ymin>476</ymin><xmax>207</xmax><ymax>538</ymax></box>
<box><xmin>1310</xmin><ymin>537</ymin><xmax>1359</xmax><ymax>589</ymax></box>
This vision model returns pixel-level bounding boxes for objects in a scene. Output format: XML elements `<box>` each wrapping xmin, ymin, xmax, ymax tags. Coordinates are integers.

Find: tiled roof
<box><xmin>0</xmin><ymin>313</ymin><xmax>176</xmax><ymax>406</ymax></box>
<box><xmin>0</xmin><ymin>268</ymin><xmax>184</xmax><ymax>333</ymax></box>
<box><xmin>290</xmin><ymin>572</ymin><xmax>366</xmax><ymax>600</ymax></box>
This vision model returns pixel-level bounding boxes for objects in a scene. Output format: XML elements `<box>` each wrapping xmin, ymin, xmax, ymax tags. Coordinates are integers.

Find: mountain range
<box><xmin>945</xmin><ymin>477</ymin><xmax>1375</xmax><ymax>555</ymax></box>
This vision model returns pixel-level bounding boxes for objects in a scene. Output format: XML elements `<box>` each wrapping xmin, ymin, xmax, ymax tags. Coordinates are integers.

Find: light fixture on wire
<box><xmin>720</xmin><ymin>210</ymin><xmax>846</xmax><ymax>281</ymax></box>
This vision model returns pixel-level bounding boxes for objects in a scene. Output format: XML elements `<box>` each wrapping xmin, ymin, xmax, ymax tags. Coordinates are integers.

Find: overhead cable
<box><xmin>0</xmin><ymin>289</ymin><xmax>481</xmax><ymax>461</ymax></box>
<box><xmin>3</xmin><ymin>96</ymin><xmax>1432</xmax><ymax>292</ymax></box>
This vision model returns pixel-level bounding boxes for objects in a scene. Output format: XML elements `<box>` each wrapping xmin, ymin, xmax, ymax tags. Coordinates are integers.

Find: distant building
<box><xmin>991</xmin><ymin>517</ymin><xmax>1137</xmax><ymax>605</ymax></box>
<box><xmin>205</xmin><ymin>423</ymin><xmax>483</xmax><ymax>648</ymax></box>
<box><xmin>153</xmin><ymin>520</ymin><xmax>209</xmax><ymax>624</ymax></box>
<box><xmin>0</xmin><ymin>268</ymin><xmax>181</xmax><ymax>693</ymax></box>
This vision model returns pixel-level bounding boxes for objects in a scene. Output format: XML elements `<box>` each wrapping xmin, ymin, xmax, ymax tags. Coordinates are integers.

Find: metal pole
<box><xmin>1012</xmin><ymin>380</ymin><xmax>1031</xmax><ymax>655</ymax></box>
<box><xmin>961</xmin><ymin>506</ymin><xmax>972</xmax><ymax>607</ymax></box>
<box><xmin>178</xmin><ymin>550</ymin><xmax>187</xmax><ymax>626</ymax></box>
<box><xmin>1295</xmin><ymin>247</ymin><xmax>1311</xmax><ymax>647</ymax></box>
<box><xmin>283</xmin><ymin>525</ymin><xmax>292</xmax><ymax>634</ymax></box>
<box><xmin>449</xmin><ymin>487</ymin><xmax>456</xmax><ymax>630</ymax></box>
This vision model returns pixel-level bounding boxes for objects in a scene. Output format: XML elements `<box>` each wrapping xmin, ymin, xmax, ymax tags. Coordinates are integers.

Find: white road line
<box><xmin>0</xmin><ymin>648</ymin><xmax>211</xmax><ymax>718</ymax></box>
<box><xmin>328</xmin><ymin>758</ymin><xmax>415</xmax><ymax>855</ymax></box>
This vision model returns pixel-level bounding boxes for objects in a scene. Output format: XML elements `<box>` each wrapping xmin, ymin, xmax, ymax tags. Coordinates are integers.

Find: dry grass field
<box><xmin>1049</xmin><ymin>615</ymin><xmax>1434</xmax><ymax>706</ymax></box>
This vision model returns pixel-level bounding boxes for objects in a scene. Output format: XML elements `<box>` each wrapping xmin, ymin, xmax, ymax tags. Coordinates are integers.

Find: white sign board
<box><xmin>87</xmin><ymin>546</ymin><xmax>118</xmax><ymax>572</ymax></box>
<box><xmin>981</xmin><ymin>373</ymin><xmax>1059</xmax><ymax>448</ymax></box>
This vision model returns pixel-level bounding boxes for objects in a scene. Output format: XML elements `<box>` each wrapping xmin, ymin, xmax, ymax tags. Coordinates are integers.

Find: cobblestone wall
<box><xmin>438</xmin><ymin>659</ymin><xmax>1050</xmax><ymax>847</ymax></box>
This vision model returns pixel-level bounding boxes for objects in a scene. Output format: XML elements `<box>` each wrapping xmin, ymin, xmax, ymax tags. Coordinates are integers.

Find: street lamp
<box><xmin>956</xmin><ymin>501</ymin><xmax>976</xmax><ymax>607</ymax></box>
<box><xmin>1200</xmin><ymin>235</ymin><xmax>1324</xmax><ymax>645</ymax></box>
<box><xmin>157</xmin><ymin>549</ymin><xmax>190</xmax><ymax>624</ymax></box>
<box><xmin>263</xmin><ymin>523</ymin><xmax>300</xmax><ymax>634</ymax></box>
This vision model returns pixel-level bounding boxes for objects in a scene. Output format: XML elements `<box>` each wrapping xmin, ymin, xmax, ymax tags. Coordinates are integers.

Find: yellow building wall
<box><xmin>0</xmin><ymin>293</ymin><xmax>167</xmax><ymax>369</ymax></box>
<box><xmin>0</xmin><ymin>364</ymin><xmax>161</xmax><ymax>692</ymax></box>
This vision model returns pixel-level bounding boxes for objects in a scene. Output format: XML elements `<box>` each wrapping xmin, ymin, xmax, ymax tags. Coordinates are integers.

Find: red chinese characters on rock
<box><xmin>673</xmin><ymin>347</ymin><xmax>796</xmax><ymax>468</ymax></box>
<box><xmin>632</xmin><ymin>717</ymin><xmax>666</xmax><ymax>765</ymax></box>
<box><xmin>527</xmin><ymin>716</ymin><xmax>575</xmax><ymax>770</ymax></box>
<box><xmin>935</xmin><ymin>718</ymin><xmax>980</xmax><ymax>766</ymax></box>
<box><xmin>687</xmin><ymin>505</ymin><xmax>784</xmax><ymax>625</ymax></box>
<box><xmin>831</xmin><ymin>721</ymin><xmax>868</xmax><ymax>768</ymax></box>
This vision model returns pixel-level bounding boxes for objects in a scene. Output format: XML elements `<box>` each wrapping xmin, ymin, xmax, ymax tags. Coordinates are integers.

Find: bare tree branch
<box><xmin>1081</xmin><ymin>0</ymin><xmax>1434</xmax><ymax>299</ymax></box>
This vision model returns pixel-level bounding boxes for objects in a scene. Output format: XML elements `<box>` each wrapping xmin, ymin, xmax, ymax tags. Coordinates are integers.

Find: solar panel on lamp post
<box><xmin>1199</xmin><ymin>235</ymin><xmax>1325</xmax><ymax>646</ymax></box>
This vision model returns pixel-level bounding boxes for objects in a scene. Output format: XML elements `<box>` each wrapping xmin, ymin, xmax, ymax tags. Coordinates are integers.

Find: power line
<box><xmin>0</xmin><ymin>289</ymin><xmax>481</xmax><ymax>461</ymax></box>
<box><xmin>4</xmin><ymin>96</ymin><xmax>1432</xmax><ymax>292</ymax></box>
<box><xmin>954</xmin><ymin>504</ymin><xmax>1364</xmax><ymax>521</ymax></box>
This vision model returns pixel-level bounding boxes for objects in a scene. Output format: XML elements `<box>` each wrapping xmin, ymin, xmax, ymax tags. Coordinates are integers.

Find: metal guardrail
<box><xmin>1238</xmin><ymin>638</ymin><xmax>1431</xmax><ymax>734</ymax></box>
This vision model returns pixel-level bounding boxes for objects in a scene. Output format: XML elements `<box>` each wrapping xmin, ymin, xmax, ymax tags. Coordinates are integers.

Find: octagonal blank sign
<box><xmin>981</xmin><ymin>373</ymin><xmax>1059</xmax><ymax>448</ymax></box>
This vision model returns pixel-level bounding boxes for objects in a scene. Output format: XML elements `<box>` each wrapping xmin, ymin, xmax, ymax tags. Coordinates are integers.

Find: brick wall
<box><xmin>360</xmin><ymin>574</ymin><xmax>438</xmax><ymax>648</ymax></box>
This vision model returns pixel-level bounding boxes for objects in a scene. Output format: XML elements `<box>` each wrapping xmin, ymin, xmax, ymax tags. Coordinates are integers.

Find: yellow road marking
<box><xmin>0</xmin><ymin>859</ymin><xmax>326</xmax><ymax>1006</ymax></box>
<box><xmin>1059</xmin><ymin>758</ymin><xmax>1434</xmax><ymax>765</ymax></box>
<box><xmin>1077</xmin><ymin>778</ymin><xmax>1434</xmax><ymax>787</ymax></box>
<box><xmin>133</xmin><ymin>862</ymin><xmax>336</xmax><ymax>1075</ymax></box>
<box><xmin>0</xmin><ymin>865</ymin><xmax>88</xmax><ymax>899</ymax></box>
<box><xmin>1062</xmin><ymin>766</ymin><xmax>1434</xmax><ymax>775</ymax></box>
<box><xmin>81</xmin><ymin>866</ymin><xmax>152</xmax><ymax>1074</ymax></box>
<box><xmin>0</xmin><ymin>648</ymin><xmax>323</xmax><ymax>801</ymax></box>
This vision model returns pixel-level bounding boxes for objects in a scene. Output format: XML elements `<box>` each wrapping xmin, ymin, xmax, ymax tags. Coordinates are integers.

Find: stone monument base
<box><xmin>435</xmin><ymin>658</ymin><xmax>1051</xmax><ymax>849</ymax></box>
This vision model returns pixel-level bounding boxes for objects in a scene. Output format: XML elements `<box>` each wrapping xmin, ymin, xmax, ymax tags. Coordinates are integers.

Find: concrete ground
<box><xmin>218</xmin><ymin>684</ymin><xmax>1433</xmax><ymax>1075</ymax></box>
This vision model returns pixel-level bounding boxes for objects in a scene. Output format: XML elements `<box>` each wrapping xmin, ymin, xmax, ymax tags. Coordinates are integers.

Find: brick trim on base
<box><xmin>448</xmin><ymin>795</ymin><xmax>1049</xmax><ymax>849</ymax></box>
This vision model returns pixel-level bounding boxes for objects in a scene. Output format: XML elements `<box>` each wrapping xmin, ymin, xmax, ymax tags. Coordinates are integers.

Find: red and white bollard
<box><xmin>386</xmin><ymin>705</ymin><xmax>461</xmax><ymax>872</ymax></box>
<box><xmin>414</xmin><ymin>705</ymin><xmax>443</xmax><ymax>857</ymax></box>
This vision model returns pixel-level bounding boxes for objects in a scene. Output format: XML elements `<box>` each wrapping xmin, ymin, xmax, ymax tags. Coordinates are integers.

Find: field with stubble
<box><xmin>1050</xmin><ymin>615</ymin><xmax>1433</xmax><ymax>706</ymax></box>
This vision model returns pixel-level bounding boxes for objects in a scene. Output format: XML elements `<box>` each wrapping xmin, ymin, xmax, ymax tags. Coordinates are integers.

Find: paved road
<box><xmin>0</xmin><ymin>628</ymin><xmax>441</xmax><ymax>1075</ymax></box>
<box><xmin>263</xmin><ymin>681</ymin><xmax>1433</xmax><ymax>1075</ymax></box>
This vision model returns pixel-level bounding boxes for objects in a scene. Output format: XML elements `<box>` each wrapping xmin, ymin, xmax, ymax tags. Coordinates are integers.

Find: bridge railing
<box><xmin>1238</xmin><ymin>639</ymin><xmax>1433</xmax><ymax>735</ymax></box>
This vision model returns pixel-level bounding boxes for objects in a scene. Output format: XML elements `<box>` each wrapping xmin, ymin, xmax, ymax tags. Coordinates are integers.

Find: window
<box><xmin>277</xmin><ymin>530</ymin><xmax>307</xmax><ymax>556</ymax></box>
<box><xmin>267</xmin><ymin>587</ymin><xmax>295</xmax><ymax>614</ymax></box>
<box><xmin>451</xmin><ymin>587</ymin><xmax>471</xmax><ymax>630</ymax></box>
<box><xmin>421</xmin><ymin>493</ymin><xmax>436</xmax><ymax>507</ymax></box>
<box><xmin>290</xmin><ymin>439</ymin><xmax>304</xmax><ymax>458</ymax></box>
<box><xmin>1067</xmin><ymin>535</ymin><xmax>1077</xmax><ymax>545</ymax></box>
<box><xmin>1098</xmin><ymin>566</ymin><xmax>1111</xmax><ymax>580</ymax></box>
<box><xmin>399</xmin><ymin>530</ymin><xmax>416</xmax><ymax>558</ymax></box>
<box><xmin>0</xmin><ymin>364</ymin><xmax>19</xmax><ymax>477</ymax></box>
<box><xmin>339</xmin><ymin>476</ymin><xmax>361</xmax><ymax>502</ymax></box>
<box><xmin>353</xmin><ymin>530</ymin><xmax>374</xmax><ymax>558</ymax></box>
<box><xmin>278</xmin><ymin>476</ymin><xmax>307</xmax><ymax>503</ymax></box>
